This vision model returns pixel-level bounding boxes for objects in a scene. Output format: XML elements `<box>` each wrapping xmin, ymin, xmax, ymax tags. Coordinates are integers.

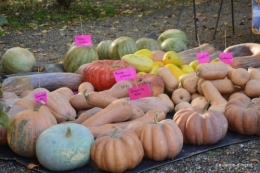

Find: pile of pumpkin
<box><xmin>1</xmin><ymin>28</ymin><xmax>260</xmax><ymax>172</ymax></box>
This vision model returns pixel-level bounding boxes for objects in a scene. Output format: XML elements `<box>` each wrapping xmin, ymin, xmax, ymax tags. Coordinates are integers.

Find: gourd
<box><xmin>64</xmin><ymin>45</ymin><xmax>98</xmax><ymax>73</ymax></box>
<box><xmin>135</xmin><ymin>113</ymin><xmax>183</xmax><ymax>161</ymax></box>
<box><xmin>245</xmin><ymin>79</ymin><xmax>260</xmax><ymax>97</ymax></box>
<box><xmin>173</xmin><ymin>101</ymin><xmax>228</xmax><ymax>145</ymax></box>
<box><xmin>175</xmin><ymin>102</ymin><xmax>192</xmax><ymax>112</ymax></box>
<box><xmin>91</xmin><ymin>128</ymin><xmax>144</xmax><ymax>173</ymax></box>
<box><xmin>227</xmin><ymin>68</ymin><xmax>250</xmax><ymax>86</ymax></box>
<box><xmin>171</xmin><ymin>88</ymin><xmax>191</xmax><ymax>105</ymax></box>
<box><xmin>157</xmin><ymin>29</ymin><xmax>188</xmax><ymax>45</ymax></box>
<box><xmin>85</xmin><ymin>91</ymin><xmax>117</xmax><ymax>108</ymax></box>
<box><xmin>7</xmin><ymin>101</ymin><xmax>57</xmax><ymax>158</ymax></box>
<box><xmin>136</xmin><ymin>37</ymin><xmax>161</xmax><ymax>51</ymax></box>
<box><xmin>224</xmin><ymin>95</ymin><xmax>260</xmax><ymax>135</ymax></box>
<box><xmin>2</xmin><ymin>47</ymin><xmax>36</xmax><ymax>74</ymax></box>
<box><xmin>179</xmin><ymin>72</ymin><xmax>199</xmax><ymax>94</ymax></box>
<box><xmin>36</xmin><ymin>123</ymin><xmax>94</xmax><ymax>171</ymax></box>
<box><xmin>100</xmin><ymin>80</ymin><xmax>133</xmax><ymax>98</ymax></box>
<box><xmin>78</xmin><ymin>82</ymin><xmax>94</xmax><ymax>93</ymax></box>
<box><xmin>160</xmin><ymin>37</ymin><xmax>187</xmax><ymax>53</ymax></box>
<box><xmin>157</xmin><ymin>67</ymin><xmax>178</xmax><ymax>92</ymax></box>
<box><xmin>83</xmin><ymin>60</ymin><xmax>130</xmax><ymax>91</ymax></box>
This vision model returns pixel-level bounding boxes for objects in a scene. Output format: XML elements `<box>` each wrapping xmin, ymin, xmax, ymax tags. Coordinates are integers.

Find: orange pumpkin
<box><xmin>173</xmin><ymin>101</ymin><xmax>228</xmax><ymax>145</ymax></box>
<box><xmin>91</xmin><ymin>128</ymin><xmax>144</xmax><ymax>173</ymax></box>
<box><xmin>224</xmin><ymin>95</ymin><xmax>260</xmax><ymax>135</ymax></box>
<box><xmin>135</xmin><ymin>113</ymin><xmax>183</xmax><ymax>161</ymax></box>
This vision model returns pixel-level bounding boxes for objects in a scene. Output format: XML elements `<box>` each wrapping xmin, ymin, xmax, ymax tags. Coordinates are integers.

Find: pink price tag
<box><xmin>34</xmin><ymin>91</ymin><xmax>47</xmax><ymax>104</ymax></box>
<box><xmin>113</xmin><ymin>67</ymin><xmax>137</xmax><ymax>82</ymax></box>
<box><xmin>196</xmin><ymin>52</ymin><xmax>210</xmax><ymax>64</ymax></box>
<box><xmin>128</xmin><ymin>84</ymin><xmax>152</xmax><ymax>100</ymax></box>
<box><xmin>219</xmin><ymin>52</ymin><xmax>233</xmax><ymax>64</ymax></box>
<box><xmin>75</xmin><ymin>35</ymin><xmax>92</xmax><ymax>46</ymax></box>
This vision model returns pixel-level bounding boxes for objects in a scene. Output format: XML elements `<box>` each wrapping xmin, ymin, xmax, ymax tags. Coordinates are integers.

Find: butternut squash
<box><xmin>156</xmin><ymin>67</ymin><xmax>178</xmax><ymax>92</ymax></box>
<box><xmin>87</xmin><ymin>124</ymin><xmax>122</xmax><ymax>138</ymax></box>
<box><xmin>174</xmin><ymin>102</ymin><xmax>191</xmax><ymax>112</ymax></box>
<box><xmin>157</xmin><ymin>93</ymin><xmax>174</xmax><ymax>111</ymax></box>
<box><xmin>228</xmin><ymin>68</ymin><xmax>250</xmax><ymax>86</ymax></box>
<box><xmin>191</xmin><ymin>93</ymin><xmax>203</xmax><ymax>100</ymax></box>
<box><xmin>78</xmin><ymin>107</ymin><xmax>103</xmax><ymax>116</ymax></box>
<box><xmin>191</xmin><ymin>96</ymin><xmax>208</xmax><ymax>112</ymax></box>
<box><xmin>53</xmin><ymin>87</ymin><xmax>74</xmax><ymax>100</ymax></box>
<box><xmin>171</xmin><ymin>88</ymin><xmax>191</xmax><ymax>105</ymax></box>
<box><xmin>209</xmin><ymin>78</ymin><xmax>242</xmax><ymax>94</ymax></box>
<box><xmin>196</xmin><ymin>61</ymin><xmax>228</xmax><ymax>80</ymax></box>
<box><xmin>130</xmin><ymin>105</ymin><xmax>145</xmax><ymax>120</ymax></box>
<box><xmin>85</xmin><ymin>91</ymin><xmax>117</xmax><ymax>108</ymax></box>
<box><xmin>245</xmin><ymin>79</ymin><xmax>260</xmax><ymax>97</ymax></box>
<box><xmin>248</xmin><ymin>67</ymin><xmax>260</xmax><ymax>80</ymax></box>
<box><xmin>180</xmin><ymin>72</ymin><xmax>199</xmax><ymax>94</ymax></box>
<box><xmin>74</xmin><ymin>112</ymin><xmax>92</xmax><ymax>124</ymax></box>
<box><xmin>69</xmin><ymin>92</ymin><xmax>92</xmax><ymax>110</ymax></box>
<box><xmin>100</xmin><ymin>80</ymin><xmax>133</xmax><ymax>98</ymax></box>
<box><xmin>128</xmin><ymin>96</ymin><xmax>170</xmax><ymax>113</ymax></box>
<box><xmin>200</xmin><ymin>80</ymin><xmax>227</xmax><ymax>106</ymax></box>
<box><xmin>78</xmin><ymin>82</ymin><xmax>95</xmax><ymax>93</ymax></box>
<box><xmin>228</xmin><ymin>91</ymin><xmax>248</xmax><ymax>101</ymax></box>
<box><xmin>82</xmin><ymin>99</ymin><xmax>132</xmax><ymax>127</ymax></box>
<box><xmin>117</xmin><ymin>108</ymin><xmax>166</xmax><ymax>130</ymax></box>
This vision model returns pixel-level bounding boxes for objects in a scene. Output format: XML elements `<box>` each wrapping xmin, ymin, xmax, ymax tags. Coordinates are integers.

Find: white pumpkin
<box><xmin>35</xmin><ymin>123</ymin><xmax>94</xmax><ymax>171</ymax></box>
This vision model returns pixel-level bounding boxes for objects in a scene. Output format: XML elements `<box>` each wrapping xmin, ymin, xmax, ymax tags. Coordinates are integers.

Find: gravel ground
<box><xmin>1</xmin><ymin>0</ymin><xmax>260</xmax><ymax>173</ymax></box>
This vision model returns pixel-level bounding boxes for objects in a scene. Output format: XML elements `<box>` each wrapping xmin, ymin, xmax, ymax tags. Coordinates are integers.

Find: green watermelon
<box><xmin>158</xmin><ymin>29</ymin><xmax>188</xmax><ymax>46</ymax></box>
<box><xmin>96</xmin><ymin>40</ymin><xmax>113</xmax><ymax>60</ymax></box>
<box><xmin>109</xmin><ymin>37</ymin><xmax>138</xmax><ymax>60</ymax></box>
<box><xmin>1</xmin><ymin>47</ymin><xmax>36</xmax><ymax>74</ymax></box>
<box><xmin>161</xmin><ymin>38</ymin><xmax>187</xmax><ymax>53</ymax></box>
<box><xmin>136</xmin><ymin>37</ymin><xmax>161</xmax><ymax>51</ymax></box>
<box><xmin>63</xmin><ymin>46</ymin><xmax>99</xmax><ymax>73</ymax></box>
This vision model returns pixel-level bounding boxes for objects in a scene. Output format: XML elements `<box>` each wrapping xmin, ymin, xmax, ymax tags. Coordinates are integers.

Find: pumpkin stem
<box><xmin>200</xmin><ymin>100</ymin><xmax>211</xmax><ymax>114</ymax></box>
<box><xmin>111</xmin><ymin>127</ymin><xmax>119</xmax><ymax>138</ymax></box>
<box><xmin>33</xmin><ymin>101</ymin><xmax>45</xmax><ymax>111</ymax></box>
<box><xmin>247</xmin><ymin>101</ymin><xmax>256</xmax><ymax>109</ymax></box>
<box><xmin>66</xmin><ymin>127</ymin><xmax>72</xmax><ymax>138</ymax></box>
<box><xmin>153</xmin><ymin>111</ymin><xmax>159</xmax><ymax>124</ymax></box>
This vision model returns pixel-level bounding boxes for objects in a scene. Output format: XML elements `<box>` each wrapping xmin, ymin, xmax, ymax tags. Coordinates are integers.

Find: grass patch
<box><xmin>0</xmin><ymin>0</ymin><xmax>187</xmax><ymax>30</ymax></box>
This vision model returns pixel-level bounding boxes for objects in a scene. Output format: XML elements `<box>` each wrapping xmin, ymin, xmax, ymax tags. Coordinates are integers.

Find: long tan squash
<box><xmin>156</xmin><ymin>67</ymin><xmax>178</xmax><ymax>92</ymax></box>
<box><xmin>196</xmin><ymin>61</ymin><xmax>228</xmax><ymax>80</ymax></box>
<box><xmin>245</xmin><ymin>79</ymin><xmax>260</xmax><ymax>97</ymax></box>
<box><xmin>85</xmin><ymin>91</ymin><xmax>117</xmax><ymax>108</ymax></box>
<box><xmin>209</xmin><ymin>78</ymin><xmax>242</xmax><ymax>94</ymax></box>
<box><xmin>100</xmin><ymin>80</ymin><xmax>133</xmax><ymax>98</ymax></box>
<box><xmin>248</xmin><ymin>67</ymin><xmax>260</xmax><ymax>80</ymax></box>
<box><xmin>81</xmin><ymin>99</ymin><xmax>132</xmax><ymax>127</ymax></box>
<box><xmin>201</xmin><ymin>80</ymin><xmax>227</xmax><ymax>106</ymax></box>
<box><xmin>87</xmin><ymin>124</ymin><xmax>122</xmax><ymax>138</ymax></box>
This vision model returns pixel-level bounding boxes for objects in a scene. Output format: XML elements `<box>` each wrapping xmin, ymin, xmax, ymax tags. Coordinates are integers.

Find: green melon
<box><xmin>109</xmin><ymin>36</ymin><xmax>138</xmax><ymax>60</ymax></box>
<box><xmin>136</xmin><ymin>37</ymin><xmax>161</xmax><ymax>51</ymax></box>
<box><xmin>158</xmin><ymin>29</ymin><xmax>188</xmax><ymax>46</ymax></box>
<box><xmin>161</xmin><ymin>38</ymin><xmax>187</xmax><ymax>53</ymax></box>
<box><xmin>96</xmin><ymin>40</ymin><xmax>113</xmax><ymax>60</ymax></box>
<box><xmin>1</xmin><ymin>47</ymin><xmax>36</xmax><ymax>74</ymax></box>
<box><xmin>63</xmin><ymin>46</ymin><xmax>99</xmax><ymax>73</ymax></box>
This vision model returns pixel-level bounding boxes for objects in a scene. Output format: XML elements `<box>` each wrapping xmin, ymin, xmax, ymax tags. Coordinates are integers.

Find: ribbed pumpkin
<box><xmin>96</xmin><ymin>40</ymin><xmax>113</xmax><ymax>60</ymax></box>
<box><xmin>136</xmin><ymin>37</ymin><xmax>161</xmax><ymax>51</ymax></box>
<box><xmin>91</xmin><ymin>128</ymin><xmax>144</xmax><ymax>173</ymax></box>
<box><xmin>109</xmin><ymin>36</ymin><xmax>138</xmax><ymax>60</ymax></box>
<box><xmin>83</xmin><ymin>60</ymin><xmax>130</xmax><ymax>91</ymax></box>
<box><xmin>173</xmin><ymin>101</ymin><xmax>228</xmax><ymax>145</ymax></box>
<box><xmin>36</xmin><ymin>123</ymin><xmax>94</xmax><ymax>171</ymax></box>
<box><xmin>63</xmin><ymin>45</ymin><xmax>99</xmax><ymax>73</ymax></box>
<box><xmin>135</xmin><ymin>113</ymin><xmax>183</xmax><ymax>161</ymax></box>
<box><xmin>7</xmin><ymin>101</ymin><xmax>57</xmax><ymax>158</ymax></box>
<box><xmin>0</xmin><ymin>104</ymin><xmax>10</xmax><ymax>146</ymax></box>
<box><xmin>224</xmin><ymin>94</ymin><xmax>260</xmax><ymax>135</ymax></box>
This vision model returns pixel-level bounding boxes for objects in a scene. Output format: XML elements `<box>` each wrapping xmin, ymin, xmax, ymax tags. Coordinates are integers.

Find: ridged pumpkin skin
<box><xmin>7</xmin><ymin>103</ymin><xmax>57</xmax><ymax>158</ymax></box>
<box><xmin>36</xmin><ymin>123</ymin><xmax>94</xmax><ymax>171</ymax></box>
<box><xmin>224</xmin><ymin>95</ymin><xmax>260</xmax><ymax>135</ymax></box>
<box><xmin>135</xmin><ymin>117</ymin><xmax>183</xmax><ymax>161</ymax></box>
<box><xmin>2</xmin><ymin>47</ymin><xmax>36</xmax><ymax>74</ymax></box>
<box><xmin>83</xmin><ymin>60</ymin><xmax>130</xmax><ymax>91</ymax></box>
<box><xmin>136</xmin><ymin>37</ymin><xmax>161</xmax><ymax>51</ymax></box>
<box><xmin>96</xmin><ymin>40</ymin><xmax>113</xmax><ymax>60</ymax></box>
<box><xmin>109</xmin><ymin>36</ymin><xmax>138</xmax><ymax>60</ymax></box>
<box><xmin>64</xmin><ymin>45</ymin><xmax>99</xmax><ymax>73</ymax></box>
<box><xmin>91</xmin><ymin>128</ymin><xmax>144</xmax><ymax>173</ymax></box>
<box><xmin>173</xmin><ymin>105</ymin><xmax>228</xmax><ymax>145</ymax></box>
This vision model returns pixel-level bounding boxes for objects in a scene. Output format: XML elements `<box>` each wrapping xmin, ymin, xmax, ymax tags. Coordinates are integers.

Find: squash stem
<box><xmin>82</xmin><ymin>89</ymin><xmax>89</xmax><ymax>100</ymax></box>
<box><xmin>233</xmin><ymin>85</ymin><xmax>241</xmax><ymax>89</ymax></box>
<box><xmin>66</xmin><ymin>127</ymin><xmax>72</xmax><ymax>138</ymax></box>
<box><xmin>111</xmin><ymin>128</ymin><xmax>119</xmax><ymax>138</ymax></box>
<box><xmin>33</xmin><ymin>101</ymin><xmax>45</xmax><ymax>111</ymax></box>
<box><xmin>247</xmin><ymin>101</ymin><xmax>256</xmax><ymax>109</ymax></box>
<box><xmin>200</xmin><ymin>100</ymin><xmax>211</xmax><ymax>114</ymax></box>
<box><xmin>153</xmin><ymin>111</ymin><xmax>159</xmax><ymax>124</ymax></box>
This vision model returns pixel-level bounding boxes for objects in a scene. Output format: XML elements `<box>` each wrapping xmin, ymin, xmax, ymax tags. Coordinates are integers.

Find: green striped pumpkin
<box><xmin>109</xmin><ymin>37</ymin><xmax>138</xmax><ymax>60</ymax></box>
<box><xmin>136</xmin><ymin>37</ymin><xmax>161</xmax><ymax>51</ymax></box>
<box><xmin>96</xmin><ymin>40</ymin><xmax>113</xmax><ymax>60</ymax></box>
<box><xmin>64</xmin><ymin>46</ymin><xmax>99</xmax><ymax>73</ymax></box>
